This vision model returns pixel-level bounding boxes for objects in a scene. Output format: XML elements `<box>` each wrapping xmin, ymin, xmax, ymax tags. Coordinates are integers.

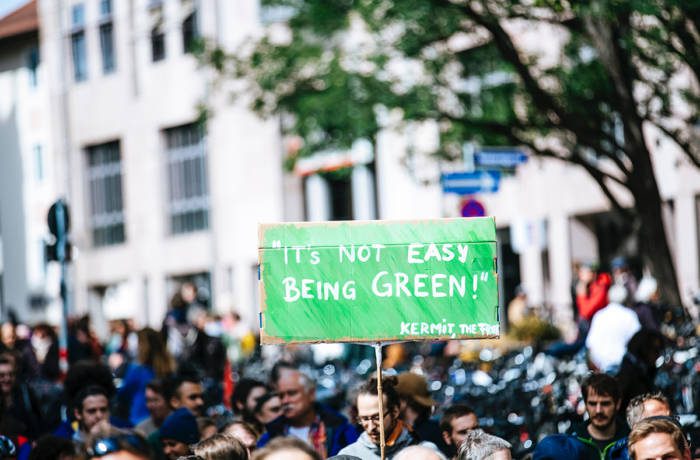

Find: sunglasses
<box><xmin>87</xmin><ymin>433</ymin><xmax>149</xmax><ymax>458</ymax></box>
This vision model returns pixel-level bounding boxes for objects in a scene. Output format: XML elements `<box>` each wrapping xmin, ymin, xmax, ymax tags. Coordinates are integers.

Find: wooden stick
<box><xmin>375</xmin><ymin>343</ymin><xmax>385</xmax><ymax>460</ymax></box>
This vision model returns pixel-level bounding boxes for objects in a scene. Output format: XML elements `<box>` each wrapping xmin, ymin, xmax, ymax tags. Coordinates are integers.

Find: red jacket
<box><xmin>576</xmin><ymin>273</ymin><xmax>612</xmax><ymax>320</ymax></box>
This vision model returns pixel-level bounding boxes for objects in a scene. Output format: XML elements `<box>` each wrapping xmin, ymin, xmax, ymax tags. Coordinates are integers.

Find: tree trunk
<box><xmin>628</xmin><ymin>146</ymin><xmax>682</xmax><ymax>306</ymax></box>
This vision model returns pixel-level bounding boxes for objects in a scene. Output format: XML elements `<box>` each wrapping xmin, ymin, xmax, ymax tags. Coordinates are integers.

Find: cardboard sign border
<box><xmin>258</xmin><ymin>217</ymin><xmax>499</xmax><ymax>345</ymax></box>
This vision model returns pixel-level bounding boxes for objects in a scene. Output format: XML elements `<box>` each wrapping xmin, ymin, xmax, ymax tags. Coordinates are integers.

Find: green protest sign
<box><xmin>258</xmin><ymin>218</ymin><xmax>499</xmax><ymax>344</ymax></box>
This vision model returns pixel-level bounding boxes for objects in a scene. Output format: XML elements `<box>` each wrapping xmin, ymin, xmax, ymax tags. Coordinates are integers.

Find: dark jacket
<box><xmin>258</xmin><ymin>403</ymin><xmax>359</xmax><ymax>457</ymax></box>
<box><xmin>568</xmin><ymin>421</ymin><xmax>629</xmax><ymax>460</ymax></box>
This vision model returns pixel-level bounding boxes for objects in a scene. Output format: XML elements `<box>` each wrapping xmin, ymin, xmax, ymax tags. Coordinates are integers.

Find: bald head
<box><xmin>394</xmin><ymin>446</ymin><xmax>447</xmax><ymax>460</ymax></box>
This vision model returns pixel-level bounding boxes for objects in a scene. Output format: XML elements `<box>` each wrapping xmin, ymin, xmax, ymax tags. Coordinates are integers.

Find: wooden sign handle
<box><xmin>374</xmin><ymin>343</ymin><xmax>385</xmax><ymax>460</ymax></box>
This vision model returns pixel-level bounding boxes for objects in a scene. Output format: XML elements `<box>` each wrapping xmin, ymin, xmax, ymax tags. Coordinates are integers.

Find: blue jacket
<box><xmin>117</xmin><ymin>363</ymin><xmax>155</xmax><ymax>425</ymax></box>
<box><xmin>568</xmin><ymin>421</ymin><xmax>629</xmax><ymax>460</ymax></box>
<box><xmin>258</xmin><ymin>403</ymin><xmax>359</xmax><ymax>457</ymax></box>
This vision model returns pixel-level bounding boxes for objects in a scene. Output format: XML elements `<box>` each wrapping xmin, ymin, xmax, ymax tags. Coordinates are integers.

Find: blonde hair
<box><xmin>628</xmin><ymin>418</ymin><xmax>688</xmax><ymax>460</ymax></box>
<box><xmin>137</xmin><ymin>327</ymin><xmax>175</xmax><ymax>378</ymax></box>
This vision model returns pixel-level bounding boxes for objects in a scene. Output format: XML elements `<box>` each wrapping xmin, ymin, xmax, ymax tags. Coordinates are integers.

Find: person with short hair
<box><xmin>165</xmin><ymin>374</ymin><xmax>205</xmax><ymax>417</ymax></box>
<box><xmin>232</xmin><ymin>379</ymin><xmax>268</xmax><ymax>431</ymax></box>
<box><xmin>160</xmin><ymin>408</ymin><xmax>200</xmax><ymax>460</ymax></box>
<box><xmin>626</xmin><ymin>392</ymin><xmax>671</xmax><ymax>429</ymax></box>
<box><xmin>221</xmin><ymin>421</ymin><xmax>259</xmax><ymax>457</ymax></box>
<box><xmin>258</xmin><ymin>364</ymin><xmax>358</xmax><ymax>457</ymax></box>
<box><xmin>628</xmin><ymin>417</ymin><xmax>690</xmax><ymax>460</ymax></box>
<box><xmin>66</xmin><ymin>385</ymin><xmax>113</xmax><ymax>447</ymax></box>
<box><xmin>253</xmin><ymin>437</ymin><xmax>321</xmax><ymax>460</ymax></box>
<box><xmin>252</xmin><ymin>392</ymin><xmax>282</xmax><ymax>432</ymax></box>
<box><xmin>192</xmin><ymin>433</ymin><xmax>248</xmax><ymax>460</ymax></box>
<box><xmin>457</xmin><ymin>429</ymin><xmax>511</xmax><ymax>460</ymax></box>
<box><xmin>440</xmin><ymin>405</ymin><xmax>478</xmax><ymax>459</ymax></box>
<box><xmin>135</xmin><ymin>380</ymin><xmax>172</xmax><ymax>437</ymax></box>
<box><xmin>338</xmin><ymin>377</ymin><xmax>437</xmax><ymax>459</ymax></box>
<box><xmin>567</xmin><ymin>374</ymin><xmax>628</xmax><ymax>459</ymax></box>
<box><xmin>607</xmin><ymin>392</ymin><xmax>673</xmax><ymax>460</ymax></box>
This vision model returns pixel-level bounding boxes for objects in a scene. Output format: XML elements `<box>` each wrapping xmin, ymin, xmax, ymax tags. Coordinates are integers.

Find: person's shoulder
<box><xmin>317</xmin><ymin>403</ymin><xmax>350</xmax><ymax>426</ymax></box>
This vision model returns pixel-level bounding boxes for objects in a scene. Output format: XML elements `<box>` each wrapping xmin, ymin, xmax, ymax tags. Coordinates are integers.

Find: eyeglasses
<box><xmin>87</xmin><ymin>433</ymin><xmax>149</xmax><ymax>458</ymax></box>
<box><xmin>359</xmin><ymin>411</ymin><xmax>390</xmax><ymax>424</ymax></box>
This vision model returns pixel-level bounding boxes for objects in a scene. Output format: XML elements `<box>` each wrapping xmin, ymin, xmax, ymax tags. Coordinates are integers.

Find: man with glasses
<box><xmin>338</xmin><ymin>377</ymin><xmax>438</xmax><ymax>459</ymax></box>
<box><xmin>258</xmin><ymin>363</ymin><xmax>358</xmax><ymax>458</ymax></box>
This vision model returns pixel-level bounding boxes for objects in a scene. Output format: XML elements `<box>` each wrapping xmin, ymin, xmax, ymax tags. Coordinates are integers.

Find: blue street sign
<box><xmin>474</xmin><ymin>149</ymin><xmax>527</xmax><ymax>168</ymax></box>
<box><xmin>441</xmin><ymin>170</ymin><xmax>500</xmax><ymax>195</ymax></box>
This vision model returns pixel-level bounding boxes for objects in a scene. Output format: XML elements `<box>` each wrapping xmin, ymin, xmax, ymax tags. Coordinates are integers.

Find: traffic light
<box><xmin>47</xmin><ymin>199</ymin><xmax>72</xmax><ymax>262</ymax></box>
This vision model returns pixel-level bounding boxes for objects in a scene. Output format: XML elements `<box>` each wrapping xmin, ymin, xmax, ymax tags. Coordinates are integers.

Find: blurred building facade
<box><xmin>0</xmin><ymin>0</ymin><xmax>699</xmax><ymax>332</ymax></box>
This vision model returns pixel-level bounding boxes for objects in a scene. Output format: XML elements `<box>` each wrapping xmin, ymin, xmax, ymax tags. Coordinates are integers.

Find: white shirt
<box><xmin>288</xmin><ymin>425</ymin><xmax>311</xmax><ymax>444</ymax></box>
<box><xmin>586</xmin><ymin>302</ymin><xmax>641</xmax><ymax>372</ymax></box>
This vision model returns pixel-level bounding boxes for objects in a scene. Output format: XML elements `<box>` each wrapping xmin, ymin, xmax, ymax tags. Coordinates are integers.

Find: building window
<box><xmin>33</xmin><ymin>144</ymin><xmax>43</xmax><ymax>182</ymax></box>
<box><xmin>71</xmin><ymin>4</ymin><xmax>87</xmax><ymax>82</ymax></box>
<box><xmin>86</xmin><ymin>141</ymin><xmax>125</xmax><ymax>246</ymax></box>
<box><xmin>71</xmin><ymin>31</ymin><xmax>87</xmax><ymax>81</ymax></box>
<box><xmin>27</xmin><ymin>45</ymin><xmax>39</xmax><ymax>87</ymax></box>
<box><xmin>151</xmin><ymin>26</ymin><xmax>165</xmax><ymax>61</ymax></box>
<box><xmin>164</xmin><ymin>123</ymin><xmax>209</xmax><ymax>234</ymax></box>
<box><xmin>99</xmin><ymin>0</ymin><xmax>115</xmax><ymax>73</ymax></box>
<box><xmin>182</xmin><ymin>11</ymin><xmax>199</xmax><ymax>53</ymax></box>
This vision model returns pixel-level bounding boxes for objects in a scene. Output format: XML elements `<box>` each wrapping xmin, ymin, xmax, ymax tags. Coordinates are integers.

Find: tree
<box><xmin>203</xmin><ymin>0</ymin><xmax>699</xmax><ymax>306</ymax></box>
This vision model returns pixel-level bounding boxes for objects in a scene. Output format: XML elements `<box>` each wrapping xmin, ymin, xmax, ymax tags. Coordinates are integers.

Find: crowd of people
<box><xmin>0</xmin><ymin>260</ymin><xmax>696</xmax><ymax>460</ymax></box>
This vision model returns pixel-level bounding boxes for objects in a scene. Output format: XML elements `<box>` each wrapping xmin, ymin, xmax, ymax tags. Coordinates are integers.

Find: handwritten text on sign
<box><xmin>258</xmin><ymin>218</ymin><xmax>499</xmax><ymax>344</ymax></box>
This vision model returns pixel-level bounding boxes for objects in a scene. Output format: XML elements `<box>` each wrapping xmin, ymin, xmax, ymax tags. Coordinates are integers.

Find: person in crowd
<box><xmin>253</xmin><ymin>437</ymin><xmax>321</xmax><ymax>460</ymax></box>
<box><xmin>632</xmin><ymin>277</ymin><xmax>661</xmax><ymax>332</ymax></box>
<box><xmin>232</xmin><ymin>379</ymin><xmax>268</xmax><ymax>431</ymax></box>
<box><xmin>259</xmin><ymin>364</ymin><xmax>358</xmax><ymax>457</ymax></box>
<box><xmin>221</xmin><ymin>421</ymin><xmax>259</xmax><ymax>457</ymax></box>
<box><xmin>252</xmin><ymin>392</ymin><xmax>282</xmax><ymax>433</ymax></box>
<box><xmin>585</xmin><ymin>285</ymin><xmax>641</xmax><ymax>372</ymax></box>
<box><xmin>118</xmin><ymin>328</ymin><xmax>176</xmax><ymax>426</ymax></box>
<box><xmin>135</xmin><ymin>380</ymin><xmax>172</xmax><ymax>437</ymax></box>
<box><xmin>395</xmin><ymin>445</ymin><xmax>448</xmax><ymax>460</ymax></box>
<box><xmin>338</xmin><ymin>377</ymin><xmax>434</xmax><ymax>459</ymax></box>
<box><xmin>532</xmin><ymin>434</ymin><xmax>589</xmax><ymax>460</ymax></box>
<box><xmin>395</xmin><ymin>372</ymin><xmax>447</xmax><ymax>454</ymax></box>
<box><xmin>68</xmin><ymin>316</ymin><xmax>103</xmax><ymax>363</ymax></box>
<box><xmin>59</xmin><ymin>385</ymin><xmax>113</xmax><ymax>447</ymax></box>
<box><xmin>507</xmin><ymin>285</ymin><xmax>528</xmax><ymax>327</ymax></box>
<box><xmin>0</xmin><ymin>353</ymin><xmax>43</xmax><ymax>439</ymax></box>
<box><xmin>192</xmin><ymin>433</ymin><xmax>248</xmax><ymax>460</ymax></box>
<box><xmin>567</xmin><ymin>373</ymin><xmax>628</xmax><ymax>459</ymax></box>
<box><xmin>0</xmin><ymin>322</ymin><xmax>35</xmax><ymax>379</ymax></box>
<box><xmin>575</xmin><ymin>263</ymin><xmax>611</xmax><ymax>325</ymax></box>
<box><xmin>440</xmin><ymin>404</ymin><xmax>479</xmax><ymax>459</ymax></box>
<box><xmin>85</xmin><ymin>428</ymin><xmax>151</xmax><ymax>460</ymax></box>
<box><xmin>610</xmin><ymin>257</ymin><xmax>637</xmax><ymax>303</ymax></box>
<box><xmin>28</xmin><ymin>434</ymin><xmax>77</xmax><ymax>460</ymax></box>
<box><xmin>27</xmin><ymin>323</ymin><xmax>60</xmax><ymax>381</ymax></box>
<box><xmin>627</xmin><ymin>417</ymin><xmax>690</xmax><ymax>460</ymax></box>
<box><xmin>197</xmin><ymin>417</ymin><xmax>218</xmax><ymax>440</ymax></box>
<box><xmin>626</xmin><ymin>393</ymin><xmax>671</xmax><ymax>429</ymax></box>
<box><xmin>607</xmin><ymin>392</ymin><xmax>673</xmax><ymax>460</ymax></box>
<box><xmin>160</xmin><ymin>408</ymin><xmax>200</xmax><ymax>460</ymax></box>
<box><xmin>457</xmin><ymin>429</ymin><xmax>511</xmax><ymax>460</ymax></box>
<box><xmin>616</xmin><ymin>330</ymin><xmax>665</xmax><ymax>411</ymax></box>
<box><xmin>165</xmin><ymin>373</ymin><xmax>205</xmax><ymax>417</ymax></box>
